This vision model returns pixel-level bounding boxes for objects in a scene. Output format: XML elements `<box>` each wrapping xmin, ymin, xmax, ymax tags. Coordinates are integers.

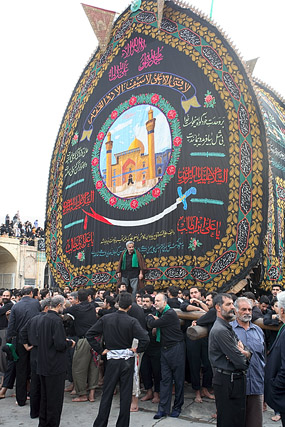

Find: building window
<box><xmin>158</xmin><ymin>167</ymin><xmax>162</xmax><ymax>175</ymax></box>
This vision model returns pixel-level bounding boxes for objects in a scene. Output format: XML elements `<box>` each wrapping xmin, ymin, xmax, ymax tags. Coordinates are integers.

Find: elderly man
<box><xmin>148</xmin><ymin>293</ymin><xmax>185</xmax><ymax>419</ymax></box>
<box><xmin>264</xmin><ymin>291</ymin><xmax>285</xmax><ymax>426</ymax></box>
<box><xmin>231</xmin><ymin>297</ymin><xmax>265</xmax><ymax>427</ymax></box>
<box><xmin>209</xmin><ymin>293</ymin><xmax>251</xmax><ymax>427</ymax></box>
<box><xmin>116</xmin><ymin>241</ymin><xmax>146</xmax><ymax>296</ymax></box>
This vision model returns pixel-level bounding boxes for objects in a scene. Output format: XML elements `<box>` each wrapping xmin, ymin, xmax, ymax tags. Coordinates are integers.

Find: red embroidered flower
<box><xmin>97</xmin><ymin>132</ymin><xmax>104</xmax><ymax>141</ymax></box>
<box><xmin>152</xmin><ymin>188</ymin><xmax>161</xmax><ymax>198</ymax></box>
<box><xmin>96</xmin><ymin>180</ymin><xmax>103</xmax><ymax>189</ymax></box>
<box><xmin>92</xmin><ymin>157</ymin><xmax>99</xmax><ymax>166</ymax></box>
<box><xmin>73</xmin><ymin>134</ymin><xmax>78</xmax><ymax>140</ymax></box>
<box><xmin>151</xmin><ymin>94</ymin><xmax>160</xmax><ymax>104</ymax></box>
<box><xmin>167</xmin><ymin>110</ymin><xmax>176</xmax><ymax>119</ymax></box>
<box><xmin>111</xmin><ymin>110</ymin><xmax>118</xmax><ymax>120</ymax></box>
<box><xmin>173</xmin><ymin>136</ymin><xmax>182</xmax><ymax>146</ymax></box>
<box><xmin>167</xmin><ymin>165</ymin><xmax>176</xmax><ymax>175</ymax></box>
<box><xmin>130</xmin><ymin>199</ymin><xmax>138</xmax><ymax>209</ymax></box>
<box><xmin>129</xmin><ymin>96</ymin><xmax>137</xmax><ymax>106</ymax></box>
<box><xmin>77</xmin><ymin>252</ymin><xmax>82</xmax><ymax>260</ymax></box>
<box><xmin>109</xmin><ymin>196</ymin><xmax>117</xmax><ymax>206</ymax></box>
<box><xmin>205</xmin><ymin>94</ymin><xmax>214</xmax><ymax>103</ymax></box>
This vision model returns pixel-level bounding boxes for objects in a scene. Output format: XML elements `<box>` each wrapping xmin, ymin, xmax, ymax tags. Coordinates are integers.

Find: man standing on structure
<box><xmin>116</xmin><ymin>241</ymin><xmax>146</xmax><ymax>296</ymax></box>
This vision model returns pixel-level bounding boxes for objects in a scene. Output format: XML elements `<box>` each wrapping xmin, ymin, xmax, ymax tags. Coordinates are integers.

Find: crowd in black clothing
<box><xmin>0</xmin><ymin>213</ymin><xmax>44</xmax><ymax>245</ymax></box>
<box><xmin>0</xmin><ymin>282</ymin><xmax>284</xmax><ymax>427</ymax></box>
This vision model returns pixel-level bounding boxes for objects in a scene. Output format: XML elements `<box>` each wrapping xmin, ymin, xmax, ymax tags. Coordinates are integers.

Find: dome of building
<box><xmin>128</xmin><ymin>137</ymin><xmax>145</xmax><ymax>154</ymax></box>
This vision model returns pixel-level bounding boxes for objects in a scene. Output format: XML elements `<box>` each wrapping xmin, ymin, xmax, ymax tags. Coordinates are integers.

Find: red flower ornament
<box><xmin>97</xmin><ymin>132</ymin><xmax>105</xmax><ymax>141</ymax></box>
<box><xmin>151</xmin><ymin>94</ymin><xmax>160</xmax><ymax>104</ymax></box>
<box><xmin>92</xmin><ymin>157</ymin><xmax>99</xmax><ymax>166</ymax></box>
<box><xmin>130</xmin><ymin>199</ymin><xmax>138</xmax><ymax>209</ymax></box>
<box><xmin>96</xmin><ymin>180</ymin><xmax>103</xmax><ymax>189</ymax></box>
<box><xmin>129</xmin><ymin>96</ymin><xmax>137</xmax><ymax>106</ymax></box>
<box><xmin>167</xmin><ymin>110</ymin><xmax>176</xmax><ymax>119</ymax></box>
<box><xmin>173</xmin><ymin>136</ymin><xmax>182</xmax><ymax>146</ymax></box>
<box><xmin>111</xmin><ymin>110</ymin><xmax>118</xmax><ymax>120</ymax></box>
<box><xmin>152</xmin><ymin>188</ymin><xmax>161</xmax><ymax>198</ymax></box>
<box><xmin>167</xmin><ymin>165</ymin><xmax>176</xmax><ymax>175</ymax></box>
<box><xmin>109</xmin><ymin>196</ymin><xmax>117</xmax><ymax>206</ymax></box>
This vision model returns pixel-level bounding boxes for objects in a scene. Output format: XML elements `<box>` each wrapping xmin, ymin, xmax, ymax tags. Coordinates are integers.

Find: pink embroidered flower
<box><xmin>129</xmin><ymin>96</ymin><xmax>137</xmax><ymax>106</ymax></box>
<box><xmin>96</xmin><ymin>180</ymin><xmax>103</xmax><ymax>189</ymax></box>
<box><xmin>151</xmin><ymin>94</ymin><xmax>160</xmax><ymax>104</ymax></box>
<box><xmin>111</xmin><ymin>110</ymin><xmax>118</xmax><ymax>120</ymax></box>
<box><xmin>173</xmin><ymin>136</ymin><xmax>182</xmax><ymax>146</ymax></box>
<box><xmin>77</xmin><ymin>252</ymin><xmax>83</xmax><ymax>260</ymax></box>
<box><xmin>167</xmin><ymin>165</ymin><xmax>176</xmax><ymax>175</ymax></box>
<box><xmin>73</xmin><ymin>134</ymin><xmax>78</xmax><ymax>140</ymax></box>
<box><xmin>130</xmin><ymin>199</ymin><xmax>138</xmax><ymax>209</ymax></box>
<box><xmin>97</xmin><ymin>132</ymin><xmax>104</xmax><ymax>141</ymax></box>
<box><xmin>109</xmin><ymin>196</ymin><xmax>117</xmax><ymax>206</ymax></box>
<box><xmin>167</xmin><ymin>110</ymin><xmax>176</xmax><ymax>119</ymax></box>
<box><xmin>152</xmin><ymin>188</ymin><xmax>161</xmax><ymax>198</ymax></box>
<box><xmin>92</xmin><ymin>157</ymin><xmax>99</xmax><ymax>166</ymax></box>
<box><xmin>205</xmin><ymin>94</ymin><xmax>214</xmax><ymax>103</ymax></box>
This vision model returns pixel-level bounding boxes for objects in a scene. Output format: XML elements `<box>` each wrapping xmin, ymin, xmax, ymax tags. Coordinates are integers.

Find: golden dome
<box><xmin>128</xmin><ymin>137</ymin><xmax>145</xmax><ymax>154</ymax></box>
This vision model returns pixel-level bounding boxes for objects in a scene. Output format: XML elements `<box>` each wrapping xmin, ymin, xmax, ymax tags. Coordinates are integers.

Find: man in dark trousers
<box><xmin>6</xmin><ymin>286</ymin><xmax>40</xmax><ymax>406</ymax></box>
<box><xmin>209</xmin><ymin>293</ymin><xmax>251</xmax><ymax>427</ymax></box>
<box><xmin>86</xmin><ymin>292</ymin><xmax>149</xmax><ymax>427</ymax></box>
<box><xmin>64</xmin><ymin>288</ymin><xmax>99</xmax><ymax>402</ymax></box>
<box><xmin>140</xmin><ymin>294</ymin><xmax>161</xmax><ymax>403</ymax></box>
<box><xmin>37</xmin><ymin>295</ymin><xmax>75</xmax><ymax>427</ymax></box>
<box><xmin>264</xmin><ymin>291</ymin><xmax>285</xmax><ymax>426</ymax></box>
<box><xmin>20</xmin><ymin>298</ymin><xmax>51</xmax><ymax>419</ymax></box>
<box><xmin>0</xmin><ymin>289</ymin><xmax>13</xmax><ymax>374</ymax></box>
<box><xmin>148</xmin><ymin>293</ymin><xmax>185</xmax><ymax>419</ymax></box>
<box><xmin>116</xmin><ymin>241</ymin><xmax>146</xmax><ymax>296</ymax></box>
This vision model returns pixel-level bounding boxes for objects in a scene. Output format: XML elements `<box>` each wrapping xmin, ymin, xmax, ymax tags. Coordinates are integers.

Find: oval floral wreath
<box><xmin>91</xmin><ymin>93</ymin><xmax>182</xmax><ymax>210</ymax></box>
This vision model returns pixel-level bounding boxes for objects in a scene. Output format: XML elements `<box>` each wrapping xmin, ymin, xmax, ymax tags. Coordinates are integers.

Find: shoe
<box><xmin>153</xmin><ymin>411</ymin><xmax>167</xmax><ymax>419</ymax></box>
<box><xmin>170</xmin><ymin>409</ymin><xmax>181</xmax><ymax>418</ymax></box>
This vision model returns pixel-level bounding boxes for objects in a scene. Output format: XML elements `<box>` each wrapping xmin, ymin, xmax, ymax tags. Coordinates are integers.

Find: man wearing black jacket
<box><xmin>140</xmin><ymin>294</ymin><xmax>161</xmax><ymax>403</ymax></box>
<box><xmin>37</xmin><ymin>295</ymin><xmax>75</xmax><ymax>427</ymax></box>
<box><xmin>86</xmin><ymin>292</ymin><xmax>149</xmax><ymax>427</ymax></box>
<box><xmin>148</xmin><ymin>293</ymin><xmax>185</xmax><ymax>419</ymax></box>
<box><xmin>6</xmin><ymin>286</ymin><xmax>40</xmax><ymax>406</ymax></box>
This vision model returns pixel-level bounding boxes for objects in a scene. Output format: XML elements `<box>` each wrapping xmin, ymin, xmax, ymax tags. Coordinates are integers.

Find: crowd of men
<box><xmin>0</xmin><ymin>282</ymin><xmax>284</xmax><ymax>427</ymax></box>
<box><xmin>0</xmin><ymin>213</ymin><xmax>44</xmax><ymax>245</ymax></box>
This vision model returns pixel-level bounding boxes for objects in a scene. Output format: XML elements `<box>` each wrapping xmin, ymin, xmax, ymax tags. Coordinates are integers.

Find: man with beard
<box><xmin>231</xmin><ymin>297</ymin><xmax>265</xmax><ymax>427</ymax></box>
<box><xmin>209</xmin><ymin>294</ymin><xmax>251</xmax><ymax>427</ymax></box>
<box><xmin>0</xmin><ymin>290</ymin><xmax>13</xmax><ymax>374</ymax></box>
<box><xmin>37</xmin><ymin>295</ymin><xmax>75</xmax><ymax>427</ymax></box>
<box><xmin>116</xmin><ymin>241</ymin><xmax>146</xmax><ymax>296</ymax></box>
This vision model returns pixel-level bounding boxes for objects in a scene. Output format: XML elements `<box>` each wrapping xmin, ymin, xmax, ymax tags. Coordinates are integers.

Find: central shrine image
<box><xmin>100</xmin><ymin>104</ymin><xmax>172</xmax><ymax>198</ymax></box>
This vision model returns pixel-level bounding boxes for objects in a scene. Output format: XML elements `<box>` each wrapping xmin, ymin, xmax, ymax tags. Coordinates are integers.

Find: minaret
<box><xmin>146</xmin><ymin>108</ymin><xmax>156</xmax><ymax>179</ymax></box>
<box><xmin>105</xmin><ymin>132</ymin><xmax>113</xmax><ymax>188</ymax></box>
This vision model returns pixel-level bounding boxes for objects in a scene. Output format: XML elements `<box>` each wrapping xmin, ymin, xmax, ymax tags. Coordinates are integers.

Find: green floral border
<box><xmin>91</xmin><ymin>93</ymin><xmax>182</xmax><ymax>210</ymax></box>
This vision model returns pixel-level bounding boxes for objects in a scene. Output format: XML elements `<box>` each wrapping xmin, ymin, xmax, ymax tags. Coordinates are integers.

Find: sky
<box><xmin>0</xmin><ymin>0</ymin><xmax>284</xmax><ymax>228</ymax></box>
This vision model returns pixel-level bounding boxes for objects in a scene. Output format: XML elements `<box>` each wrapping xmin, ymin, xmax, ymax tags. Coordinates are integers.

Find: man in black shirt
<box><xmin>209</xmin><ymin>293</ymin><xmax>251</xmax><ymax>427</ymax></box>
<box><xmin>37</xmin><ymin>295</ymin><xmax>75</xmax><ymax>427</ymax></box>
<box><xmin>86</xmin><ymin>292</ymin><xmax>149</xmax><ymax>427</ymax></box>
<box><xmin>148</xmin><ymin>293</ymin><xmax>185</xmax><ymax>419</ymax></box>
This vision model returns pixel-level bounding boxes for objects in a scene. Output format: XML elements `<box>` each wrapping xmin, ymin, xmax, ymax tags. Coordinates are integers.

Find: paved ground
<box><xmin>0</xmin><ymin>383</ymin><xmax>281</xmax><ymax>426</ymax></box>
